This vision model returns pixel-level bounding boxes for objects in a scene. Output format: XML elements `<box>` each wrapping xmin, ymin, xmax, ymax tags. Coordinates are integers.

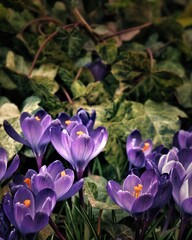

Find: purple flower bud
<box><xmin>126</xmin><ymin>130</ymin><xmax>153</xmax><ymax>168</ymax></box>
<box><xmin>173</xmin><ymin>130</ymin><xmax>192</xmax><ymax>149</ymax></box>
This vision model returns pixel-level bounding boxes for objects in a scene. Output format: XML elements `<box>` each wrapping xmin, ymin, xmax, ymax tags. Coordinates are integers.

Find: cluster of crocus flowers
<box><xmin>1</xmin><ymin>107</ymin><xmax>108</xmax><ymax>238</ymax></box>
<box><xmin>106</xmin><ymin>128</ymin><xmax>192</xmax><ymax>239</ymax></box>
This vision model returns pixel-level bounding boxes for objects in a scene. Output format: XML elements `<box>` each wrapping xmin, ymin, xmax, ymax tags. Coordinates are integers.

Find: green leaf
<box><xmin>21</xmin><ymin>96</ymin><xmax>42</xmax><ymax>114</ymax></box>
<box><xmin>123</xmin><ymin>99</ymin><xmax>187</xmax><ymax>147</ymax></box>
<box><xmin>0</xmin><ymin>98</ymin><xmax>20</xmax><ymax>124</ymax></box>
<box><xmin>0</xmin><ymin>69</ymin><xmax>17</xmax><ymax>90</ymax></box>
<box><xmin>96</xmin><ymin>39</ymin><xmax>118</xmax><ymax>64</ymax></box>
<box><xmin>84</xmin><ymin>82</ymin><xmax>111</xmax><ymax>105</ymax></box>
<box><xmin>104</xmin><ymin>223</ymin><xmax>134</xmax><ymax>240</ymax></box>
<box><xmin>71</xmin><ymin>80</ymin><xmax>86</xmax><ymax>98</ymax></box>
<box><xmin>176</xmin><ymin>78</ymin><xmax>192</xmax><ymax>108</ymax></box>
<box><xmin>56</xmin><ymin>28</ymin><xmax>87</xmax><ymax>58</ymax></box>
<box><xmin>84</xmin><ymin>175</ymin><xmax>120</xmax><ymax>210</ymax></box>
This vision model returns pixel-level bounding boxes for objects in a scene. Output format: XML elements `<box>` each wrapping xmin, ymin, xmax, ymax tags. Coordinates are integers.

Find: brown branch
<box><xmin>71</xmin><ymin>8</ymin><xmax>99</xmax><ymax>43</ymax></box>
<box><xmin>101</xmin><ymin>22</ymin><xmax>152</xmax><ymax>41</ymax></box>
<box><xmin>147</xmin><ymin>48</ymin><xmax>155</xmax><ymax>70</ymax></box>
<box><xmin>62</xmin><ymin>87</ymin><xmax>73</xmax><ymax>104</ymax></box>
<box><xmin>74</xmin><ymin>67</ymin><xmax>83</xmax><ymax>82</ymax></box>
<box><xmin>27</xmin><ymin>30</ymin><xmax>59</xmax><ymax>77</ymax></box>
<box><xmin>20</xmin><ymin>16</ymin><xmax>64</xmax><ymax>33</ymax></box>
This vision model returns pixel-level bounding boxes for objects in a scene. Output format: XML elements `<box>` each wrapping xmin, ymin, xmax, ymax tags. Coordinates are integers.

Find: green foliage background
<box><xmin>0</xmin><ymin>1</ymin><xmax>192</xmax><ymax>238</ymax></box>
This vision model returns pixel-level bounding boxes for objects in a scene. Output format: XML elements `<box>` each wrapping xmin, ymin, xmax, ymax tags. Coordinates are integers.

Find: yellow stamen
<box><xmin>141</xmin><ymin>143</ymin><xmax>150</xmax><ymax>152</ymax></box>
<box><xmin>35</xmin><ymin>116</ymin><xmax>41</xmax><ymax>121</ymax></box>
<box><xmin>61</xmin><ymin>171</ymin><xmax>66</xmax><ymax>177</ymax></box>
<box><xmin>24</xmin><ymin>178</ymin><xmax>31</xmax><ymax>189</ymax></box>
<box><xmin>133</xmin><ymin>184</ymin><xmax>143</xmax><ymax>198</ymax></box>
<box><xmin>65</xmin><ymin>120</ymin><xmax>71</xmax><ymax>125</ymax></box>
<box><xmin>76</xmin><ymin>131</ymin><xmax>84</xmax><ymax>136</ymax></box>
<box><xmin>23</xmin><ymin>199</ymin><xmax>31</xmax><ymax>208</ymax></box>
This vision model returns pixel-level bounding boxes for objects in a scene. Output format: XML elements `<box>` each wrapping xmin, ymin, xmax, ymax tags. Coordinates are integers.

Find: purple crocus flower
<box><xmin>3</xmin><ymin>110</ymin><xmax>58</xmax><ymax>169</ymax></box>
<box><xmin>126</xmin><ymin>130</ymin><xmax>153</xmax><ymax>168</ymax></box>
<box><xmin>106</xmin><ymin>169</ymin><xmax>158</xmax><ymax>214</ymax></box>
<box><xmin>3</xmin><ymin>187</ymin><xmax>56</xmax><ymax>239</ymax></box>
<box><xmin>50</xmin><ymin>124</ymin><xmax>108</xmax><ymax>177</ymax></box>
<box><xmin>0</xmin><ymin>147</ymin><xmax>20</xmax><ymax>183</ymax></box>
<box><xmin>58</xmin><ymin>108</ymin><xmax>96</xmax><ymax>132</ymax></box>
<box><xmin>158</xmin><ymin>148</ymin><xmax>192</xmax><ymax>176</ymax></box>
<box><xmin>173</xmin><ymin>129</ymin><xmax>192</xmax><ymax>149</ymax></box>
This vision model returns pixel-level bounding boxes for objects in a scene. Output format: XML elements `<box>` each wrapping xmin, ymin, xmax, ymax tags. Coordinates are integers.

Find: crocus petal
<box><xmin>161</xmin><ymin>160</ymin><xmax>177</xmax><ymax>174</ymax></box>
<box><xmin>170</xmin><ymin>162</ymin><xmax>185</xmax><ymax>205</ymax></box>
<box><xmin>21</xmin><ymin>117</ymin><xmax>42</xmax><ymax>148</ymax></box>
<box><xmin>89</xmin><ymin>128</ymin><xmax>108</xmax><ymax>160</ymax></box>
<box><xmin>54</xmin><ymin>175</ymin><xmax>73</xmax><ymax>199</ymax></box>
<box><xmin>3</xmin><ymin>120</ymin><xmax>29</xmax><ymax>146</ymax></box>
<box><xmin>0</xmin><ymin>161</ymin><xmax>6</xmax><ymax>182</ymax></box>
<box><xmin>178</xmin><ymin>149</ymin><xmax>192</xmax><ymax>171</ymax></box>
<box><xmin>14</xmin><ymin>203</ymin><xmax>29</xmax><ymax>229</ymax></box>
<box><xmin>181</xmin><ymin>198</ymin><xmax>192</xmax><ymax>214</ymax></box>
<box><xmin>173</xmin><ymin>130</ymin><xmax>188</xmax><ymax>149</ymax></box>
<box><xmin>126</xmin><ymin>130</ymin><xmax>142</xmax><ymax>152</ymax></box>
<box><xmin>31</xmin><ymin>174</ymin><xmax>54</xmax><ymax>194</ymax></box>
<box><xmin>51</xmin><ymin>127</ymin><xmax>73</xmax><ymax>167</ymax></box>
<box><xmin>131</xmin><ymin>194</ymin><xmax>154</xmax><ymax>213</ymax></box>
<box><xmin>71</xmin><ymin>136</ymin><xmax>94</xmax><ymax>172</ymax></box>
<box><xmin>107</xmin><ymin>181</ymin><xmax>124</xmax><ymax>208</ymax></box>
<box><xmin>47</xmin><ymin>160</ymin><xmax>64</xmax><ymax>180</ymax></box>
<box><xmin>58</xmin><ymin>179</ymin><xmax>84</xmax><ymax>201</ymax></box>
<box><xmin>127</xmin><ymin>148</ymin><xmax>145</xmax><ymax>168</ymax></box>
<box><xmin>34</xmin><ymin>212</ymin><xmax>49</xmax><ymax>232</ymax></box>
<box><xmin>180</xmin><ymin>178</ymin><xmax>190</xmax><ymax>205</ymax></box>
<box><xmin>140</xmin><ymin>169</ymin><xmax>158</xmax><ymax>195</ymax></box>
<box><xmin>118</xmin><ymin>190</ymin><xmax>135</xmax><ymax>212</ymax></box>
<box><xmin>123</xmin><ymin>174</ymin><xmax>141</xmax><ymax>193</ymax></box>
<box><xmin>2</xmin><ymin>194</ymin><xmax>15</xmax><ymax>227</ymax></box>
<box><xmin>19</xmin><ymin>214</ymin><xmax>35</xmax><ymax>234</ymax></box>
<box><xmin>36</xmin><ymin>189</ymin><xmax>56</xmax><ymax>213</ymax></box>
<box><xmin>3</xmin><ymin>154</ymin><xmax>20</xmax><ymax>180</ymax></box>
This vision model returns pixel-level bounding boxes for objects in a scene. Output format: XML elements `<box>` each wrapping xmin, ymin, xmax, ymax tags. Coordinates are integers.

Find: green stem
<box><xmin>49</xmin><ymin>217</ymin><xmax>66</xmax><ymax>240</ymax></box>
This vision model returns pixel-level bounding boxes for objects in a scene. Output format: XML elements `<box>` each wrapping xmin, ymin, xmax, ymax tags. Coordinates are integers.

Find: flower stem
<box><xmin>178</xmin><ymin>214</ymin><xmax>190</xmax><ymax>240</ymax></box>
<box><xmin>49</xmin><ymin>217</ymin><xmax>66</xmax><ymax>240</ymax></box>
<box><xmin>97</xmin><ymin>209</ymin><xmax>103</xmax><ymax>237</ymax></box>
<box><xmin>76</xmin><ymin>171</ymin><xmax>85</xmax><ymax>208</ymax></box>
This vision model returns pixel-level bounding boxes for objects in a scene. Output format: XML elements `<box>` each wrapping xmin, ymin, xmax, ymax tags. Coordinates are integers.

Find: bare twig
<box><xmin>71</xmin><ymin>8</ymin><xmax>99</xmax><ymax>43</ymax></box>
<box><xmin>101</xmin><ymin>22</ymin><xmax>152</xmax><ymax>41</ymax></box>
<box><xmin>62</xmin><ymin>87</ymin><xmax>73</xmax><ymax>104</ymax></box>
<box><xmin>27</xmin><ymin>30</ymin><xmax>59</xmax><ymax>77</ymax></box>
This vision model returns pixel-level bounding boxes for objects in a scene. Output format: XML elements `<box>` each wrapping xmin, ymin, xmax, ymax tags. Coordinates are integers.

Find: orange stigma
<box><xmin>141</xmin><ymin>142</ymin><xmax>150</xmax><ymax>152</ymax></box>
<box><xmin>76</xmin><ymin>131</ymin><xmax>84</xmax><ymax>136</ymax></box>
<box><xmin>61</xmin><ymin>171</ymin><xmax>66</xmax><ymax>177</ymax></box>
<box><xmin>35</xmin><ymin>116</ymin><xmax>41</xmax><ymax>121</ymax></box>
<box><xmin>23</xmin><ymin>199</ymin><xmax>31</xmax><ymax>208</ymax></box>
<box><xmin>65</xmin><ymin>120</ymin><xmax>71</xmax><ymax>125</ymax></box>
<box><xmin>24</xmin><ymin>178</ymin><xmax>31</xmax><ymax>189</ymax></box>
<box><xmin>133</xmin><ymin>184</ymin><xmax>143</xmax><ymax>198</ymax></box>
